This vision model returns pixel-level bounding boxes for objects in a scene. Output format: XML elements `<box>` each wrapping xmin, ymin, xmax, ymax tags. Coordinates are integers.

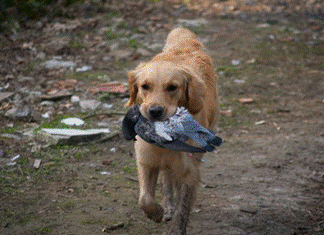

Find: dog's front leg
<box><xmin>137</xmin><ymin>164</ymin><xmax>164</xmax><ymax>223</ymax></box>
<box><xmin>161</xmin><ymin>169</ymin><xmax>175</xmax><ymax>222</ymax></box>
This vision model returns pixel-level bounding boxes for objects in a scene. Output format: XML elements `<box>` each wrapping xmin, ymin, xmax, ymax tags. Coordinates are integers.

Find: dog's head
<box><xmin>126</xmin><ymin>61</ymin><xmax>206</xmax><ymax>121</ymax></box>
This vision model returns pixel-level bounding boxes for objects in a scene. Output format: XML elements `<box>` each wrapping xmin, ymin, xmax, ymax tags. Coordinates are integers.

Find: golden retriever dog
<box><xmin>126</xmin><ymin>28</ymin><xmax>219</xmax><ymax>235</ymax></box>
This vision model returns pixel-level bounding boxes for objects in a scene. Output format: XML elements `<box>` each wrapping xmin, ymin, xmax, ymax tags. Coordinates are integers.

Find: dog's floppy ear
<box><xmin>183</xmin><ymin>70</ymin><xmax>206</xmax><ymax>114</ymax></box>
<box><xmin>125</xmin><ymin>71</ymin><xmax>138</xmax><ymax>107</ymax></box>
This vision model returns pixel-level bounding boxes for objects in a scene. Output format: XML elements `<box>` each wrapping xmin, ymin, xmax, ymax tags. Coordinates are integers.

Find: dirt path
<box><xmin>0</xmin><ymin>1</ymin><xmax>323</xmax><ymax>235</ymax></box>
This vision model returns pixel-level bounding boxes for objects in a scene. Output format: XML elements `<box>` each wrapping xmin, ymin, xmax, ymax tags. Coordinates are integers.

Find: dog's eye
<box><xmin>166</xmin><ymin>85</ymin><xmax>177</xmax><ymax>92</ymax></box>
<box><xmin>141</xmin><ymin>84</ymin><xmax>149</xmax><ymax>90</ymax></box>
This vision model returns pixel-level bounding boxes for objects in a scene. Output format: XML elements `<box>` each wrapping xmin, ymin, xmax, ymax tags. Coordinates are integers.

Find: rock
<box><xmin>5</xmin><ymin>107</ymin><xmax>33</xmax><ymax>121</ymax></box>
<box><xmin>0</xmin><ymin>92</ymin><xmax>14</xmax><ymax>103</ymax></box>
<box><xmin>177</xmin><ymin>18</ymin><xmax>209</xmax><ymax>27</ymax></box>
<box><xmin>42</xmin><ymin>59</ymin><xmax>76</xmax><ymax>70</ymax></box>
<box><xmin>147</xmin><ymin>43</ymin><xmax>163</xmax><ymax>51</ymax></box>
<box><xmin>79</xmin><ymin>99</ymin><xmax>102</xmax><ymax>112</ymax></box>
<box><xmin>256</xmin><ymin>23</ymin><xmax>270</xmax><ymax>28</ymax></box>
<box><xmin>40</xmin><ymin>101</ymin><xmax>55</xmax><ymax>106</ymax></box>
<box><xmin>109</xmin><ymin>49</ymin><xmax>133</xmax><ymax>61</ymax></box>
<box><xmin>137</xmin><ymin>48</ymin><xmax>152</xmax><ymax>57</ymax></box>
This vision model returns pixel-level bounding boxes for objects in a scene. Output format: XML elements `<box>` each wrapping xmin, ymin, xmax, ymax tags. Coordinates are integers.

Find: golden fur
<box><xmin>126</xmin><ymin>28</ymin><xmax>219</xmax><ymax>234</ymax></box>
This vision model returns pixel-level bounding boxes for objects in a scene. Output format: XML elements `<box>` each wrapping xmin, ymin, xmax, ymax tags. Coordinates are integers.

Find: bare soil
<box><xmin>0</xmin><ymin>1</ymin><xmax>323</xmax><ymax>235</ymax></box>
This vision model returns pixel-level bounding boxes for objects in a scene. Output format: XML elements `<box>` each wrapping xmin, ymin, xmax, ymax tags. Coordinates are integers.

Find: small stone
<box><xmin>137</xmin><ymin>48</ymin><xmax>152</xmax><ymax>57</ymax></box>
<box><xmin>0</xmin><ymin>92</ymin><xmax>14</xmax><ymax>103</ymax></box>
<box><xmin>40</xmin><ymin>101</ymin><xmax>54</xmax><ymax>106</ymax></box>
<box><xmin>109</xmin><ymin>49</ymin><xmax>133</xmax><ymax>61</ymax></box>
<box><xmin>79</xmin><ymin>99</ymin><xmax>102</xmax><ymax>112</ymax></box>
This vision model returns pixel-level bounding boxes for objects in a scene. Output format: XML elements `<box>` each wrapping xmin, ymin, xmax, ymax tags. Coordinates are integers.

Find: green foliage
<box><xmin>0</xmin><ymin>0</ymin><xmax>83</xmax><ymax>25</ymax></box>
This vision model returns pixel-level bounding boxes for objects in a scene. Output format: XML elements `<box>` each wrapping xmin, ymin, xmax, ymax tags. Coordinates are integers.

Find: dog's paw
<box><xmin>142</xmin><ymin>203</ymin><xmax>164</xmax><ymax>223</ymax></box>
<box><xmin>163</xmin><ymin>207</ymin><xmax>174</xmax><ymax>222</ymax></box>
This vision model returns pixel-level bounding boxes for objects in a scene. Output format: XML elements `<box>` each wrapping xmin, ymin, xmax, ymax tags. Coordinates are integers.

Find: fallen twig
<box><xmin>102</xmin><ymin>222</ymin><xmax>124</xmax><ymax>232</ymax></box>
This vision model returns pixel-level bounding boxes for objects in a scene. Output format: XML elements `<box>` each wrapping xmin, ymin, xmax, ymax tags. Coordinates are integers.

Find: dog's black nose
<box><xmin>149</xmin><ymin>106</ymin><xmax>164</xmax><ymax>120</ymax></box>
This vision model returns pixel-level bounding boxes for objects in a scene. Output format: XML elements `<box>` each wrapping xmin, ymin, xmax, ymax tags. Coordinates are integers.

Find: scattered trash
<box><xmin>88</xmin><ymin>82</ymin><xmax>127</xmax><ymax>94</ymax></box>
<box><xmin>42</xmin><ymin>59</ymin><xmax>76</xmax><ymax>70</ymax></box>
<box><xmin>255</xmin><ymin>120</ymin><xmax>266</xmax><ymax>125</ymax></box>
<box><xmin>234</xmin><ymin>79</ymin><xmax>245</xmax><ymax>84</ymax></box>
<box><xmin>110</xmin><ymin>147</ymin><xmax>116</xmax><ymax>152</ymax></box>
<box><xmin>102</xmin><ymin>222</ymin><xmax>124</xmax><ymax>232</ymax></box>
<box><xmin>61</xmin><ymin>117</ymin><xmax>85</xmax><ymax>126</ymax></box>
<box><xmin>76</xmin><ymin>66</ymin><xmax>92</xmax><ymax>72</ymax></box>
<box><xmin>11</xmin><ymin>155</ymin><xmax>20</xmax><ymax>161</ymax></box>
<box><xmin>42</xmin><ymin>112</ymin><xmax>51</xmax><ymax>119</ymax></box>
<box><xmin>269</xmin><ymin>35</ymin><xmax>275</xmax><ymax>40</ymax></box>
<box><xmin>71</xmin><ymin>95</ymin><xmax>80</xmax><ymax>103</ymax></box>
<box><xmin>100</xmin><ymin>171</ymin><xmax>111</xmax><ymax>175</ymax></box>
<box><xmin>36</xmin><ymin>128</ymin><xmax>116</xmax><ymax>145</ymax></box>
<box><xmin>238</xmin><ymin>98</ymin><xmax>254</xmax><ymax>104</ymax></box>
<box><xmin>231</xmin><ymin>59</ymin><xmax>241</xmax><ymax>65</ymax></box>
<box><xmin>33</xmin><ymin>159</ymin><xmax>41</xmax><ymax>169</ymax></box>
<box><xmin>102</xmin><ymin>104</ymin><xmax>113</xmax><ymax>109</ymax></box>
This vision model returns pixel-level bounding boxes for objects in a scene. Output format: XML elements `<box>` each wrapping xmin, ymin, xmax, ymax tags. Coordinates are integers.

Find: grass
<box><xmin>63</xmin><ymin>70</ymin><xmax>110</xmax><ymax>82</ymax></box>
<box><xmin>127</xmin><ymin>39</ymin><xmax>143</xmax><ymax>49</ymax></box>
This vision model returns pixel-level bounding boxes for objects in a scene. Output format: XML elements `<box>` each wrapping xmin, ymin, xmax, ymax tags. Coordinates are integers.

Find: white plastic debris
<box><xmin>11</xmin><ymin>155</ymin><xmax>20</xmax><ymax>161</ymax></box>
<box><xmin>71</xmin><ymin>95</ymin><xmax>80</xmax><ymax>103</ymax></box>
<box><xmin>100</xmin><ymin>171</ymin><xmax>111</xmax><ymax>175</ymax></box>
<box><xmin>231</xmin><ymin>59</ymin><xmax>241</xmax><ymax>65</ymax></box>
<box><xmin>7</xmin><ymin>162</ymin><xmax>16</xmax><ymax>166</ymax></box>
<box><xmin>255</xmin><ymin>120</ymin><xmax>266</xmax><ymax>125</ymax></box>
<box><xmin>61</xmin><ymin>117</ymin><xmax>85</xmax><ymax>126</ymax></box>
<box><xmin>110</xmin><ymin>148</ymin><xmax>116</xmax><ymax>152</ymax></box>
<box><xmin>42</xmin><ymin>112</ymin><xmax>50</xmax><ymax>119</ymax></box>
<box><xmin>76</xmin><ymin>66</ymin><xmax>92</xmax><ymax>72</ymax></box>
<box><xmin>33</xmin><ymin>159</ymin><xmax>41</xmax><ymax>169</ymax></box>
<box><xmin>41</xmin><ymin>128</ymin><xmax>110</xmax><ymax>136</ymax></box>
